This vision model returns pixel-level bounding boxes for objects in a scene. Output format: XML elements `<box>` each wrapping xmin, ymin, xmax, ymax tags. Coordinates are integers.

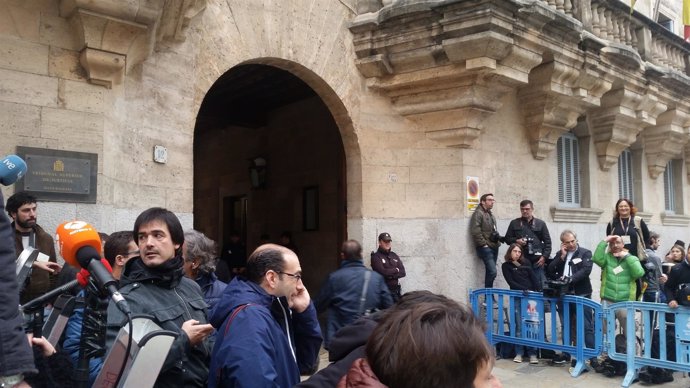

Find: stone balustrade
<box><xmin>350</xmin><ymin>0</ymin><xmax>690</xmax><ymax>180</ymax></box>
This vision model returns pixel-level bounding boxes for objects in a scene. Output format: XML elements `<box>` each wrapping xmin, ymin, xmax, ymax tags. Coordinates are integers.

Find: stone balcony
<box><xmin>350</xmin><ymin>0</ymin><xmax>690</xmax><ymax>179</ymax></box>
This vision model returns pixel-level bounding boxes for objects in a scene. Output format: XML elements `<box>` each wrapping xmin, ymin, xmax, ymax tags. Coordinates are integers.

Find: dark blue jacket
<box><xmin>208</xmin><ymin>277</ymin><xmax>322</xmax><ymax>388</ymax></box>
<box><xmin>315</xmin><ymin>260</ymin><xmax>392</xmax><ymax>348</ymax></box>
<box><xmin>196</xmin><ymin>272</ymin><xmax>226</xmax><ymax>314</ymax></box>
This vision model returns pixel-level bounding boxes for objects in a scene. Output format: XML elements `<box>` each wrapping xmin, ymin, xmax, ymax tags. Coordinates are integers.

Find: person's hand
<box><xmin>560</xmin><ymin>244</ymin><xmax>567</xmax><ymax>259</ymax></box>
<box><xmin>605</xmin><ymin>235</ymin><xmax>618</xmax><ymax>243</ymax></box>
<box><xmin>33</xmin><ymin>261</ymin><xmax>62</xmax><ymax>274</ymax></box>
<box><xmin>12</xmin><ymin>381</ymin><xmax>31</xmax><ymax>388</ymax></box>
<box><xmin>181</xmin><ymin>320</ymin><xmax>214</xmax><ymax>346</ymax></box>
<box><xmin>522</xmin><ymin>290</ymin><xmax>529</xmax><ymax>296</ymax></box>
<box><xmin>660</xmin><ymin>274</ymin><xmax>668</xmax><ymax>284</ymax></box>
<box><xmin>669</xmin><ymin>300</ymin><xmax>679</xmax><ymax>309</ymax></box>
<box><xmin>31</xmin><ymin>336</ymin><xmax>57</xmax><ymax>357</ymax></box>
<box><xmin>517</xmin><ymin>238</ymin><xmax>527</xmax><ymax>247</ymax></box>
<box><xmin>290</xmin><ymin>287</ymin><xmax>311</xmax><ymax>314</ymax></box>
<box><xmin>536</xmin><ymin>257</ymin><xmax>546</xmax><ymax>267</ymax></box>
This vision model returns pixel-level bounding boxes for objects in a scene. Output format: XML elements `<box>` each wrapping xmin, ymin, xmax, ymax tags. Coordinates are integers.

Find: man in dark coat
<box><xmin>505</xmin><ymin>199</ymin><xmax>552</xmax><ymax>287</ymax></box>
<box><xmin>0</xmin><ymin>189</ymin><xmax>36</xmax><ymax>386</ymax></box>
<box><xmin>316</xmin><ymin>240</ymin><xmax>393</xmax><ymax>348</ymax></box>
<box><xmin>546</xmin><ymin>229</ymin><xmax>594</xmax><ymax>363</ymax></box>
<box><xmin>105</xmin><ymin>208</ymin><xmax>215</xmax><ymax>387</ymax></box>
<box><xmin>370</xmin><ymin>233</ymin><xmax>406</xmax><ymax>301</ymax></box>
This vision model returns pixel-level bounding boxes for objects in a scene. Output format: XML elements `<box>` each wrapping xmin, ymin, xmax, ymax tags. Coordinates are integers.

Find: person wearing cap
<box><xmin>370</xmin><ymin>232</ymin><xmax>406</xmax><ymax>301</ymax></box>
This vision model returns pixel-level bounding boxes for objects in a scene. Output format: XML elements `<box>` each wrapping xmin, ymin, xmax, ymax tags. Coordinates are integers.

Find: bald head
<box><xmin>341</xmin><ymin>240</ymin><xmax>363</xmax><ymax>261</ymax></box>
<box><xmin>246</xmin><ymin>244</ymin><xmax>294</xmax><ymax>284</ymax></box>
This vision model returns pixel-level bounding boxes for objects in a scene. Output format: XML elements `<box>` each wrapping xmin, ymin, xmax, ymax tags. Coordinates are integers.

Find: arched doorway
<box><xmin>193</xmin><ymin>62</ymin><xmax>348</xmax><ymax>291</ymax></box>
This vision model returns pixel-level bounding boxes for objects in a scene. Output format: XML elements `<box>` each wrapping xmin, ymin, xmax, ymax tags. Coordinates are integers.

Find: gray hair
<box><xmin>183</xmin><ymin>229</ymin><xmax>218</xmax><ymax>275</ymax></box>
<box><xmin>560</xmin><ymin>229</ymin><xmax>577</xmax><ymax>240</ymax></box>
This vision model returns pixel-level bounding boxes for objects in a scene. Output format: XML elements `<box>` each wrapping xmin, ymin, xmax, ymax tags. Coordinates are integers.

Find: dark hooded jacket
<box><xmin>105</xmin><ymin>256</ymin><xmax>211</xmax><ymax>388</ymax></box>
<box><xmin>296</xmin><ymin>314</ymin><xmax>379</xmax><ymax>388</ymax></box>
<box><xmin>208</xmin><ymin>276</ymin><xmax>322</xmax><ymax>388</ymax></box>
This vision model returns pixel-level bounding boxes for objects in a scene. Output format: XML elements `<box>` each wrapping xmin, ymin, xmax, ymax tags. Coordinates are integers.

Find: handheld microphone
<box><xmin>56</xmin><ymin>221</ymin><xmax>131</xmax><ymax>315</ymax></box>
<box><xmin>0</xmin><ymin>155</ymin><xmax>27</xmax><ymax>185</ymax></box>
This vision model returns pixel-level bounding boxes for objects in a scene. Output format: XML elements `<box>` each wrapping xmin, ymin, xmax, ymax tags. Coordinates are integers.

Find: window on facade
<box><xmin>557</xmin><ymin>133</ymin><xmax>580</xmax><ymax>206</ymax></box>
<box><xmin>664</xmin><ymin>160</ymin><xmax>676</xmax><ymax>213</ymax></box>
<box><xmin>618</xmin><ymin>149</ymin><xmax>633</xmax><ymax>201</ymax></box>
<box><xmin>657</xmin><ymin>13</ymin><xmax>674</xmax><ymax>32</ymax></box>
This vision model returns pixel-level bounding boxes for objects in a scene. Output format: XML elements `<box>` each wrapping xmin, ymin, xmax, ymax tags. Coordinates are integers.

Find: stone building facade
<box><xmin>1</xmin><ymin>0</ymin><xmax>689</xmax><ymax>301</ymax></box>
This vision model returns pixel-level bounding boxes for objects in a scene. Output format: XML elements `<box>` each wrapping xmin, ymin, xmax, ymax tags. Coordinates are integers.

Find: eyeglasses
<box><xmin>278</xmin><ymin>271</ymin><xmax>302</xmax><ymax>281</ymax></box>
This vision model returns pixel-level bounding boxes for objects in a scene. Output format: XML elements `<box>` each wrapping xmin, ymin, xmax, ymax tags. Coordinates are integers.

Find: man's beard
<box><xmin>16</xmin><ymin>218</ymin><xmax>35</xmax><ymax>229</ymax></box>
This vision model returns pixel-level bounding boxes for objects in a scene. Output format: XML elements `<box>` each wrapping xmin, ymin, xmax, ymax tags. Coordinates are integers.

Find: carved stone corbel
<box><xmin>59</xmin><ymin>0</ymin><xmax>206</xmax><ymax>88</ymax></box>
<box><xmin>643</xmin><ymin>108</ymin><xmax>690</xmax><ymax>179</ymax></box>
<box><xmin>587</xmin><ymin>86</ymin><xmax>650</xmax><ymax>170</ymax></box>
<box><xmin>518</xmin><ymin>59</ymin><xmax>613</xmax><ymax>159</ymax></box>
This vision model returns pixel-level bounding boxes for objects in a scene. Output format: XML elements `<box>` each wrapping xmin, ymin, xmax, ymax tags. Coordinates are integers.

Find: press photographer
<box><xmin>504</xmin><ymin>200</ymin><xmax>552</xmax><ymax>288</ymax></box>
<box><xmin>545</xmin><ymin>230</ymin><xmax>594</xmax><ymax>365</ymax></box>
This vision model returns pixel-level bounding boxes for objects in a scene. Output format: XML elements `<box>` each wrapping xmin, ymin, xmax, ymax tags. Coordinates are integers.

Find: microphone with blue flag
<box><xmin>0</xmin><ymin>155</ymin><xmax>27</xmax><ymax>186</ymax></box>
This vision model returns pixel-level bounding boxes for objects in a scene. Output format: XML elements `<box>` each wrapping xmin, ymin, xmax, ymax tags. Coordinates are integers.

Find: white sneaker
<box><xmin>513</xmin><ymin>355</ymin><xmax>523</xmax><ymax>363</ymax></box>
<box><xmin>529</xmin><ymin>355</ymin><xmax>539</xmax><ymax>364</ymax></box>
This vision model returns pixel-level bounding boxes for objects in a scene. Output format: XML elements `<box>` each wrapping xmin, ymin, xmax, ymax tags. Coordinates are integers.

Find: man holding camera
<box><xmin>470</xmin><ymin>193</ymin><xmax>501</xmax><ymax>288</ymax></box>
<box><xmin>505</xmin><ymin>200</ymin><xmax>552</xmax><ymax>288</ymax></box>
<box><xmin>546</xmin><ymin>230</ymin><xmax>594</xmax><ymax>363</ymax></box>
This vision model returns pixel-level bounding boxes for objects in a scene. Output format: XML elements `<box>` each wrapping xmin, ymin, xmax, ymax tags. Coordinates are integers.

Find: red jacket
<box><xmin>337</xmin><ymin>358</ymin><xmax>388</xmax><ymax>388</ymax></box>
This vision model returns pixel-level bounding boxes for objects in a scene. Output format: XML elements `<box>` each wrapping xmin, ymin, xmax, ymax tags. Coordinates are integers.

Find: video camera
<box><xmin>543</xmin><ymin>278</ymin><xmax>570</xmax><ymax>298</ymax></box>
<box><xmin>489</xmin><ymin>231</ymin><xmax>506</xmax><ymax>244</ymax></box>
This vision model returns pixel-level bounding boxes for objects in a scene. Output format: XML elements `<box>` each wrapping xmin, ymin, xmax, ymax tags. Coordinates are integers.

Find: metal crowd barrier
<box><xmin>470</xmin><ymin>288</ymin><xmax>603</xmax><ymax>377</ymax></box>
<box><xmin>606</xmin><ymin>301</ymin><xmax>690</xmax><ymax>387</ymax></box>
<box><xmin>471</xmin><ymin>289</ymin><xmax>690</xmax><ymax>386</ymax></box>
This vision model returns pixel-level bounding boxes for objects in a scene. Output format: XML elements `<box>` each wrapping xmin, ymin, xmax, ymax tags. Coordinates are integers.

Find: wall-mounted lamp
<box><xmin>249</xmin><ymin>157</ymin><xmax>267</xmax><ymax>189</ymax></box>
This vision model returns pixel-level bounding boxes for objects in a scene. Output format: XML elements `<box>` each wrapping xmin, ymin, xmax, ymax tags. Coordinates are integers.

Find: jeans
<box><xmin>476</xmin><ymin>246</ymin><xmax>498</xmax><ymax>288</ymax></box>
<box><xmin>532</xmin><ymin>265</ymin><xmax>546</xmax><ymax>289</ymax></box>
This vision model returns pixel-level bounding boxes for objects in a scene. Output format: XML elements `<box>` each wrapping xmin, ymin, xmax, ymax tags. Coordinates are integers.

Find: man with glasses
<box><xmin>505</xmin><ymin>199</ymin><xmax>552</xmax><ymax>288</ymax></box>
<box><xmin>371</xmin><ymin>232</ymin><xmax>406</xmax><ymax>302</ymax></box>
<box><xmin>209</xmin><ymin>244</ymin><xmax>322</xmax><ymax>388</ymax></box>
<box><xmin>63</xmin><ymin>231</ymin><xmax>140</xmax><ymax>385</ymax></box>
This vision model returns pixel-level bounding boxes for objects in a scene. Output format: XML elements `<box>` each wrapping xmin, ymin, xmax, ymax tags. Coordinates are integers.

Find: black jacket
<box><xmin>0</xmin><ymin>190</ymin><xmax>36</xmax><ymax>377</ymax></box>
<box><xmin>501</xmin><ymin>261</ymin><xmax>541</xmax><ymax>291</ymax></box>
<box><xmin>370</xmin><ymin>248</ymin><xmax>406</xmax><ymax>289</ymax></box>
<box><xmin>504</xmin><ymin>217</ymin><xmax>552</xmax><ymax>263</ymax></box>
<box><xmin>546</xmin><ymin>246</ymin><xmax>593</xmax><ymax>296</ymax></box>
<box><xmin>106</xmin><ymin>256</ymin><xmax>210</xmax><ymax>388</ymax></box>
<box><xmin>664</xmin><ymin>259</ymin><xmax>690</xmax><ymax>304</ymax></box>
<box><xmin>295</xmin><ymin>313</ymin><xmax>380</xmax><ymax>388</ymax></box>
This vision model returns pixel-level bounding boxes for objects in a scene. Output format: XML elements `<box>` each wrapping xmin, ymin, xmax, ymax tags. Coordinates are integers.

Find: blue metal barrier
<box><xmin>470</xmin><ymin>288</ymin><xmax>603</xmax><ymax>377</ymax></box>
<box><xmin>605</xmin><ymin>301</ymin><xmax>690</xmax><ymax>387</ymax></box>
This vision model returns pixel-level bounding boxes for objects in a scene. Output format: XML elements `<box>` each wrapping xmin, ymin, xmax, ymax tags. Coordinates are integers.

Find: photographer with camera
<box><xmin>470</xmin><ymin>193</ymin><xmax>502</xmax><ymax>289</ymax></box>
<box><xmin>504</xmin><ymin>200</ymin><xmax>552</xmax><ymax>288</ymax></box>
<box><xmin>638</xmin><ymin>243</ymin><xmax>690</xmax><ymax>384</ymax></box>
<box><xmin>546</xmin><ymin>230</ymin><xmax>594</xmax><ymax>365</ymax></box>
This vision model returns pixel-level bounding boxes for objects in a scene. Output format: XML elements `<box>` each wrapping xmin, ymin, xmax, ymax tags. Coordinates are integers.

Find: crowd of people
<box><xmin>7</xmin><ymin>187</ymin><xmax>688</xmax><ymax>386</ymax></box>
<box><xmin>471</xmin><ymin>194</ymin><xmax>690</xmax><ymax>383</ymax></box>
<box><xmin>0</xmin><ymin>191</ymin><xmax>502</xmax><ymax>388</ymax></box>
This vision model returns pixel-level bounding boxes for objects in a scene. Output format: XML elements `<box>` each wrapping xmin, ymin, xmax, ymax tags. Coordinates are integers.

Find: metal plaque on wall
<box><xmin>16</xmin><ymin>146</ymin><xmax>98</xmax><ymax>203</ymax></box>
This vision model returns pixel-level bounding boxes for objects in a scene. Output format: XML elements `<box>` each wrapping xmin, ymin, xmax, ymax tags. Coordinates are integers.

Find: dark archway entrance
<box><xmin>193</xmin><ymin>63</ymin><xmax>347</xmax><ymax>291</ymax></box>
